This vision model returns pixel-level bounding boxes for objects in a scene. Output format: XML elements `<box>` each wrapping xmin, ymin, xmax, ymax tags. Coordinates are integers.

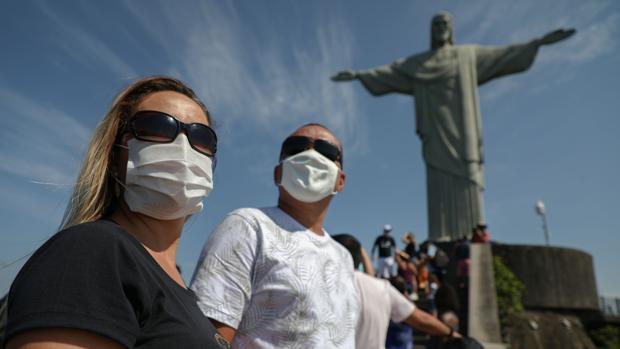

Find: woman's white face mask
<box><xmin>279</xmin><ymin>149</ymin><xmax>339</xmax><ymax>203</ymax></box>
<box><xmin>115</xmin><ymin>134</ymin><xmax>214</xmax><ymax>220</ymax></box>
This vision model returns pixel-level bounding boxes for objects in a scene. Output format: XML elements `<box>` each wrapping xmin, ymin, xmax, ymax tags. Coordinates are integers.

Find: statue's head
<box><xmin>431</xmin><ymin>12</ymin><xmax>454</xmax><ymax>49</ymax></box>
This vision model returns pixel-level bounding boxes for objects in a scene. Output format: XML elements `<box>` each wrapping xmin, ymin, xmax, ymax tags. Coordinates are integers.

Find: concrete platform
<box><xmin>468</xmin><ymin>243</ymin><xmax>502</xmax><ymax>343</ymax></box>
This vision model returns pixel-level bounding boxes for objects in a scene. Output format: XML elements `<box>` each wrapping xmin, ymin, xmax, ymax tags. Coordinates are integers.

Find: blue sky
<box><xmin>1</xmin><ymin>0</ymin><xmax>619</xmax><ymax>298</ymax></box>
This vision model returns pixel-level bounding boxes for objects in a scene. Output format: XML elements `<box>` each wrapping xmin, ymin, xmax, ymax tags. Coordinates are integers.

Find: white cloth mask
<box><xmin>118</xmin><ymin>134</ymin><xmax>214</xmax><ymax>220</ymax></box>
<box><xmin>279</xmin><ymin>149</ymin><xmax>339</xmax><ymax>203</ymax></box>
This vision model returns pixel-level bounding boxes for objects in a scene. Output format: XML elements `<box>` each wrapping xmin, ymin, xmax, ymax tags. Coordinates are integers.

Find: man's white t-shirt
<box><xmin>190</xmin><ymin>207</ymin><xmax>359</xmax><ymax>349</ymax></box>
<box><xmin>354</xmin><ymin>271</ymin><xmax>416</xmax><ymax>349</ymax></box>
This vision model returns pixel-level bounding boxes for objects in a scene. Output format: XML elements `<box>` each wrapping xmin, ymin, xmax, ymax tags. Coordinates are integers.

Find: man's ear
<box><xmin>274</xmin><ymin>164</ymin><xmax>282</xmax><ymax>186</ymax></box>
<box><xmin>334</xmin><ymin>169</ymin><xmax>346</xmax><ymax>193</ymax></box>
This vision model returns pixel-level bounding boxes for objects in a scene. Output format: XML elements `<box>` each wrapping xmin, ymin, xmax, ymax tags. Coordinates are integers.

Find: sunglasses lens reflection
<box><xmin>188</xmin><ymin>123</ymin><xmax>217</xmax><ymax>156</ymax></box>
<box><xmin>314</xmin><ymin>140</ymin><xmax>340</xmax><ymax>162</ymax></box>
<box><xmin>132</xmin><ymin>112</ymin><xmax>178</xmax><ymax>142</ymax></box>
<box><xmin>282</xmin><ymin>137</ymin><xmax>311</xmax><ymax>158</ymax></box>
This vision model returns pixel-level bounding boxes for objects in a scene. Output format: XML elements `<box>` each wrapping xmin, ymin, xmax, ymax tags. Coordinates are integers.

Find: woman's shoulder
<box><xmin>6</xmin><ymin>220</ymin><xmax>147</xmax><ymax>348</ymax></box>
<box><xmin>20</xmin><ymin>220</ymin><xmax>140</xmax><ymax>273</ymax></box>
<box><xmin>52</xmin><ymin>219</ymin><xmax>135</xmax><ymax>248</ymax></box>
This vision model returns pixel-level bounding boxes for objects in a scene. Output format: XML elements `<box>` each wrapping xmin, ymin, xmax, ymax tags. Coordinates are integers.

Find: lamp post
<box><xmin>535</xmin><ymin>200</ymin><xmax>550</xmax><ymax>246</ymax></box>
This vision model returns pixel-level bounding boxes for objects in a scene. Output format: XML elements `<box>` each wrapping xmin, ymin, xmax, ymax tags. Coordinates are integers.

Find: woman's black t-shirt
<box><xmin>5</xmin><ymin>220</ymin><xmax>229</xmax><ymax>349</ymax></box>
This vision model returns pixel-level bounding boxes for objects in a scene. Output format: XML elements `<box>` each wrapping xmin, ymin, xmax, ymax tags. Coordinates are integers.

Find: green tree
<box><xmin>493</xmin><ymin>256</ymin><xmax>524</xmax><ymax>328</ymax></box>
<box><xmin>589</xmin><ymin>325</ymin><xmax>620</xmax><ymax>349</ymax></box>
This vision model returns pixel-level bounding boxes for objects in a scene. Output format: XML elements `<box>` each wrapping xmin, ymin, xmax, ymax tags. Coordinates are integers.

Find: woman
<box><xmin>401</xmin><ymin>232</ymin><xmax>418</xmax><ymax>262</ymax></box>
<box><xmin>4</xmin><ymin>77</ymin><xmax>229</xmax><ymax>349</ymax></box>
<box><xmin>395</xmin><ymin>251</ymin><xmax>418</xmax><ymax>300</ymax></box>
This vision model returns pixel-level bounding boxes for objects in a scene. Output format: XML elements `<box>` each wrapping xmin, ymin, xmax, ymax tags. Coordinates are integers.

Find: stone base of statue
<box><xmin>491</xmin><ymin>244</ymin><xmax>600</xmax><ymax>349</ymax></box>
<box><xmin>433</xmin><ymin>241</ymin><xmax>601</xmax><ymax>349</ymax></box>
<box><xmin>506</xmin><ymin>312</ymin><xmax>595</xmax><ymax>349</ymax></box>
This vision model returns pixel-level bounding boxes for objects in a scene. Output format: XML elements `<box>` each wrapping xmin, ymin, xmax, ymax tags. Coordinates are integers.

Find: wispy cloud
<box><xmin>536</xmin><ymin>13</ymin><xmax>619</xmax><ymax>64</ymax></box>
<box><xmin>0</xmin><ymin>85</ymin><xmax>89</xmax><ymax>184</ymax></box>
<box><xmin>458</xmin><ymin>0</ymin><xmax>619</xmax><ymax>61</ymax></box>
<box><xmin>454</xmin><ymin>0</ymin><xmax>619</xmax><ymax>99</ymax></box>
<box><xmin>123</xmin><ymin>0</ymin><xmax>364</xmax><ymax>151</ymax></box>
<box><xmin>37</xmin><ymin>1</ymin><xmax>137</xmax><ymax>78</ymax></box>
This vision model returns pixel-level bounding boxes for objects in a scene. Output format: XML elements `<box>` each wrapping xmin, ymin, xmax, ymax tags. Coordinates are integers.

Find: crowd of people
<box><xmin>2</xmin><ymin>77</ymin><xmax>484</xmax><ymax>349</ymax></box>
<box><xmin>366</xmin><ymin>222</ymin><xmax>491</xmax><ymax>348</ymax></box>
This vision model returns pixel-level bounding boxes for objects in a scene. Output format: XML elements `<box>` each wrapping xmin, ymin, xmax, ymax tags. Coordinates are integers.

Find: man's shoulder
<box><xmin>328</xmin><ymin>238</ymin><xmax>355</xmax><ymax>263</ymax></box>
<box><xmin>219</xmin><ymin>207</ymin><xmax>276</xmax><ymax>229</ymax></box>
<box><xmin>212</xmin><ymin>207</ymin><xmax>293</xmax><ymax>243</ymax></box>
<box><xmin>228</xmin><ymin>206</ymin><xmax>284</xmax><ymax>222</ymax></box>
<box><xmin>226</xmin><ymin>207</ymin><xmax>266</xmax><ymax>219</ymax></box>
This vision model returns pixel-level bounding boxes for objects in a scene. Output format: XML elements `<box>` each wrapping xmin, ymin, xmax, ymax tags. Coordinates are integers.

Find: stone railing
<box><xmin>599</xmin><ymin>296</ymin><xmax>620</xmax><ymax>317</ymax></box>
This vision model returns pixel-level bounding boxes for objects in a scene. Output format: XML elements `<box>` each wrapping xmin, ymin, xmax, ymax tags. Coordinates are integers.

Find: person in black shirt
<box><xmin>371</xmin><ymin>224</ymin><xmax>397</xmax><ymax>278</ymax></box>
<box><xmin>402</xmin><ymin>232</ymin><xmax>418</xmax><ymax>262</ymax></box>
<box><xmin>5</xmin><ymin>77</ymin><xmax>229</xmax><ymax>349</ymax></box>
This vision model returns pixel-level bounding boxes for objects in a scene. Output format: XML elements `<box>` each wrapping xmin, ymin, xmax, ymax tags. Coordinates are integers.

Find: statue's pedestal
<box><xmin>506</xmin><ymin>311</ymin><xmax>596</xmax><ymax>349</ymax></box>
<box><xmin>490</xmin><ymin>243</ymin><xmax>600</xmax><ymax>349</ymax></box>
<box><xmin>491</xmin><ymin>244</ymin><xmax>599</xmax><ymax>311</ymax></box>
<box><xmin>433</xmin><ymin>241</ymin><xmax>600</xmax><ymax>348</ymax></box>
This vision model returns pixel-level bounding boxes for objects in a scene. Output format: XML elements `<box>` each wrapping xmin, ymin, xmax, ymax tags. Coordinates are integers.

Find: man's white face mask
<box><xmin>115</xmin><ymin>134</ymin><xmax>214</xmax><ymax>220</ymax></box>
<box><xmin>279</xmin><ymin>149</ymin><xmax>339</xmax><ymax>203</ymax></box>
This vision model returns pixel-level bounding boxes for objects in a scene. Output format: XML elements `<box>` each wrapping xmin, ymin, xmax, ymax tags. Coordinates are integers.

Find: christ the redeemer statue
<box><xmin>332</xmin><ymin>12</ymin><xmax>575</xmax><ymax>241</ymax></box>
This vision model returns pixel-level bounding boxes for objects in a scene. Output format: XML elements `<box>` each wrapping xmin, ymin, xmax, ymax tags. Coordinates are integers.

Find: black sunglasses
<box><xmin>280</xmin><ymin>135</ymin><xmax>342</xmax><ymax>165</ymax></box>
<box><xmin>123</xmin><ymin>110</ymin><xmax>217</xmax><ymax>157</ymax></box>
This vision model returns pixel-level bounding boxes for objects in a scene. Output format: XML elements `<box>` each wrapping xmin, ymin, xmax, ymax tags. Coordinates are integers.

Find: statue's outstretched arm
<box><xmin>330</xmin><ymin>70</ymin><xmax>358</xmax><ymax>82</ymax></box>
<box><xmin>536</xmin><ymin>28</ymin><xmax>577</xmax><ymax>46</ymax></box>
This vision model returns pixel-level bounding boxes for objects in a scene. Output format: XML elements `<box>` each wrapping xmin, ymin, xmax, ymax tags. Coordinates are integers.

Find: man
<box><xmin>333</xmin><ymin>234</ymin><xmax>461</xmax><ymax>349</ymax></box>
<box><xmin>190</xmin><ymin>124</ymin><xmax>358</xmax><ymax>349</ymax></box>
<box><xmin>332</xmin><ymin>12</ymin><xmax>575</xmax><ymax>241</ymax></box>
<box><xmin>372</xmin><ymin>224</ymin><xmax>397</xmax><ymax>278</ymax></box>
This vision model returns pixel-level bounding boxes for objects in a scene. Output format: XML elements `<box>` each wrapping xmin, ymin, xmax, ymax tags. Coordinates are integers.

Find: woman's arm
<box><xmin>210</xmin><ymin>319</ymin><xmax>236</xmax><ymax>343</ymax></box>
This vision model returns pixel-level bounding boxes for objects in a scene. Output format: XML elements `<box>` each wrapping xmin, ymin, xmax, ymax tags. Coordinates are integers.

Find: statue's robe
<box><xmin>356</xmin><ymin>42</ymin><xmax>539</xmax><ymax>241</ymax></box>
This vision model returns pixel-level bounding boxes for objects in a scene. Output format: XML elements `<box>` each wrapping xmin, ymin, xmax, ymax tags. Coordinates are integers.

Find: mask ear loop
<box><xmin>211</xmin><ymin>156</ymin><xmax>217</xmax><ymax>172</ymax></box>
<box><xmin>112</xmin><ymin>143</ymin><xmax>129</xmax><ymax>196</ymax></box>
<box><xmin>331</xmin><ymin>173</ymin><xmax>340</xmax><ymax>197</ymax></box>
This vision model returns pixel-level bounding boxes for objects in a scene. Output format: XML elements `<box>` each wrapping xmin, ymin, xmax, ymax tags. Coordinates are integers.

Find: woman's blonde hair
<box><xmin>59</xmin><ymin>76</ymin><xmax>211</xmax><ymax>229</ymax></box>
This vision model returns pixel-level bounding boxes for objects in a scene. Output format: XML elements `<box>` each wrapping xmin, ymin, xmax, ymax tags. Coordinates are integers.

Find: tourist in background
<box><xmin>334</xmin><ymin>234</ymin><xmax>461</xmax><ymax>349</ymax></box>
<box><xmin>395</xmin><ymin>251</ymin><xmax>418</xmax><ymax>300</ymax></box>
<box><xmin>372</xmin><ymin>224</ymin><xmax>398</xmax><ymax>278</ymax></box>
<box><xmin>402</xmin><ymin>232</ymin><xmax>419</xmax><ymax>262</ymax></box>
<box><xmin>471</xmin><ymin>223</ymin><xmax>490</xmax><ymax>243</ymax></box>
<box><xmin>454</xmin><ymin>235</ymin><xmax>471</xmax><ymax>288</ymax></box>
<box><xmin>385</xmin><ymin>276</ymin><xmax>414</xmax><ymax>349</ymax></box>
